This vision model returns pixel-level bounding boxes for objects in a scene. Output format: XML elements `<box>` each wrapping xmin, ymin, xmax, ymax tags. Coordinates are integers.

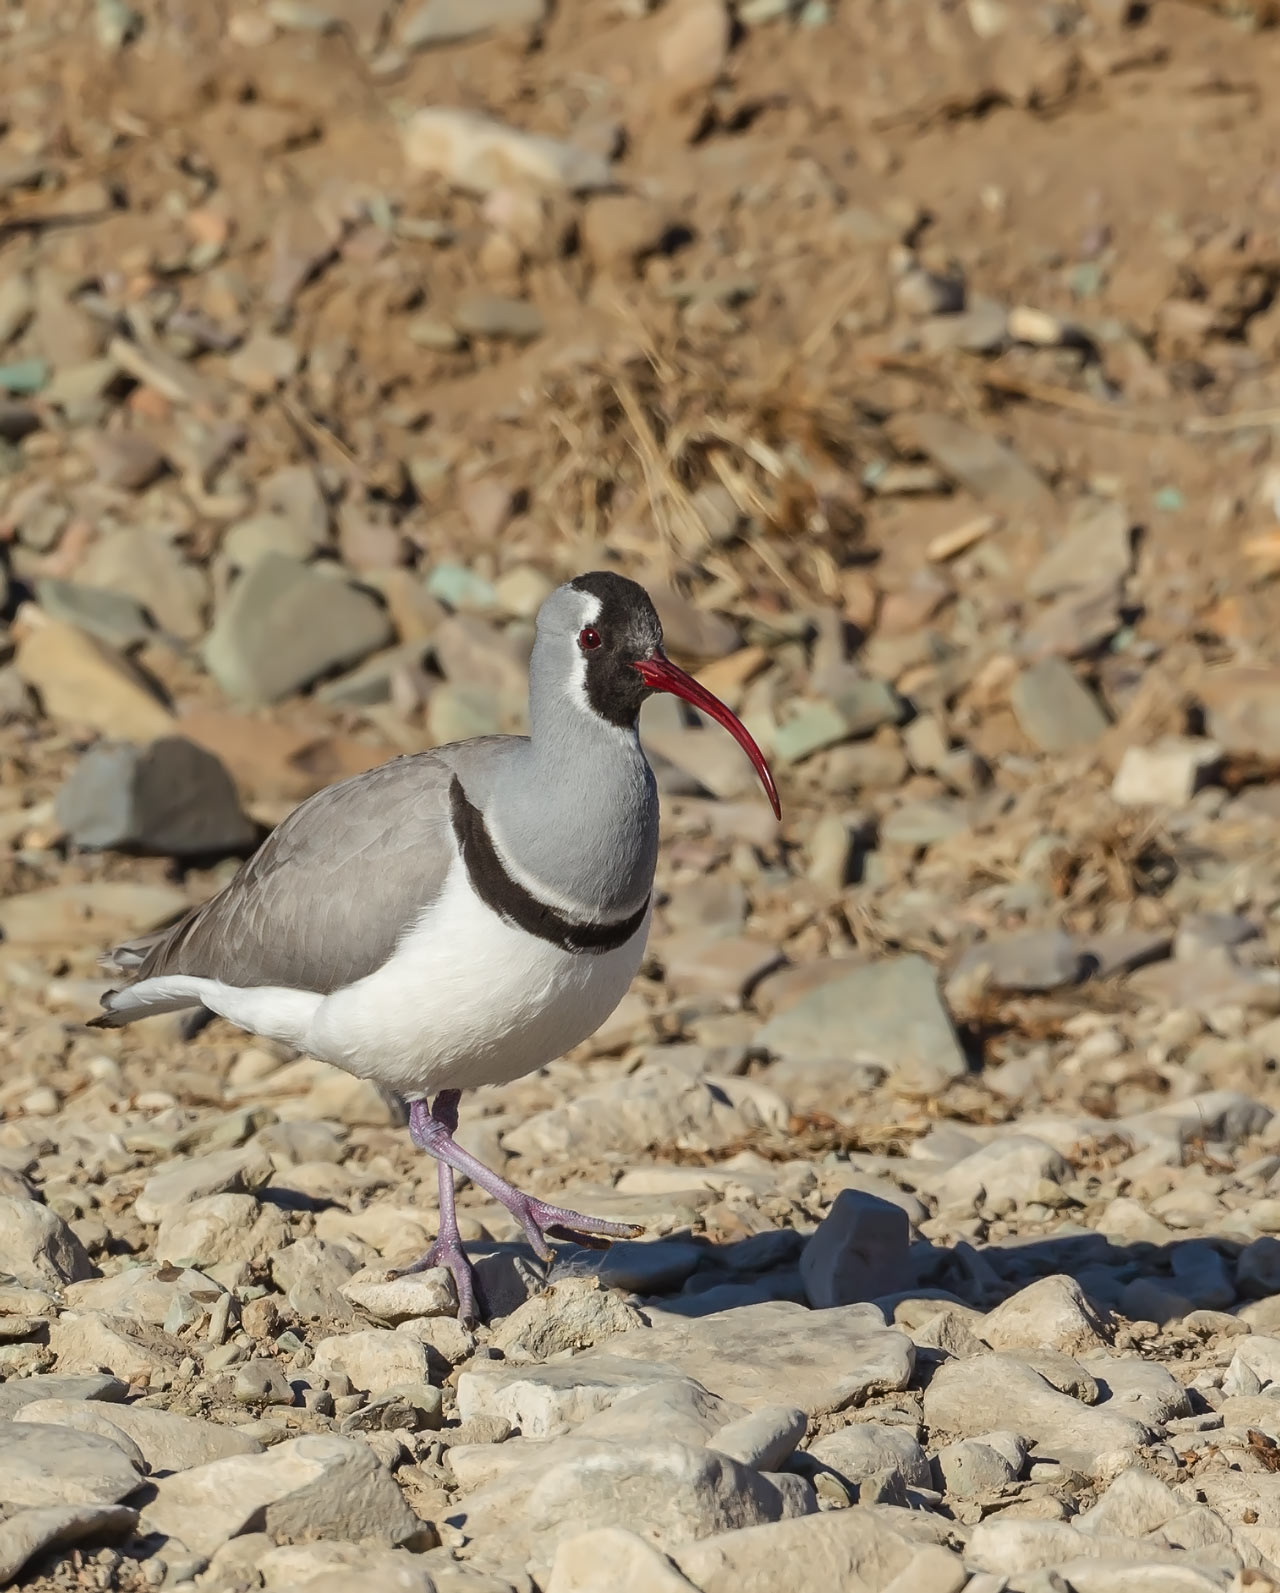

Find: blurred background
<box><xmin>10</xmin><ymin>2</ymin><xmax>1280</xmax><ymax>1584</ymax></box>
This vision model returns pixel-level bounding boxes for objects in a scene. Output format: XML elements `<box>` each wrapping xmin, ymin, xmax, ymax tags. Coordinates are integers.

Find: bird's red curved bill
<box><xmin>633</xmin><ymin>653</ymin><xmax>782</xmax><ymax>818</ymax></box>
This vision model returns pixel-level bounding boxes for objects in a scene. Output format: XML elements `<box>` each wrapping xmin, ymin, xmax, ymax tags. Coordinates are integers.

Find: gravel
<box><xmin>5</xmin><ymin>1</ymin><xmax>1280</xmax><ymax>1588</ymax></box>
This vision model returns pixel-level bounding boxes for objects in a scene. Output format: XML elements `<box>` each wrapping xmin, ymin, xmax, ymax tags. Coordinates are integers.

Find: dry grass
<box><xmin>530</xmin><ymin>306</ymin><xmax>874</xmax><ymax>615</ymax></box>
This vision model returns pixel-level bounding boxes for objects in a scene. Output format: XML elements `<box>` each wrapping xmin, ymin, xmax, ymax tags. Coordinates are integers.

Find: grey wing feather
<box><xmin>115</xmin><ymin>749</ymin><xmax>476</xmax><ymax>995</ymax></box>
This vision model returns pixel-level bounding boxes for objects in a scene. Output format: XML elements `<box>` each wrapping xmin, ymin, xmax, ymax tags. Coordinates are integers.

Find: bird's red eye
<box><xmin>578</xmin><ymin>627</ymin><xmax>602</xmax><ymax>651</ymax></box>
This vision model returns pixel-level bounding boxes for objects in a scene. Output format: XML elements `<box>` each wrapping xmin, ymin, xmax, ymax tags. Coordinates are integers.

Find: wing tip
<box><xmin>86</xmin><ymin>988</ymin><xmax>129</xmax><ymax>1029</ymax></box>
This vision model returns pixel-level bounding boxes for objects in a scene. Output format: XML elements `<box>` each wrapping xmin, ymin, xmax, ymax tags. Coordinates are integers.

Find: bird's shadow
<box><xmin>512</xmin><ymin>1223</ymin><xmax>1268</xmax><ymax>1329</ymax></box>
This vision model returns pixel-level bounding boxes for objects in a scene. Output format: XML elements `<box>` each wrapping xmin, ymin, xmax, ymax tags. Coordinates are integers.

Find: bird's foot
<box><xmin>404</xmin><ymin>1092</ymin><xmax>642</xmax><ymax>1317</ymax></box>
<box><xmin>497</xmin><ymin>1190</ymin><xmax>643</xmax><ymax>1262</ymax></box>
<box><xmin>390</xmin><ymin>1233</ymin><xmax>477</xmax><ymax>1326</ymax></box>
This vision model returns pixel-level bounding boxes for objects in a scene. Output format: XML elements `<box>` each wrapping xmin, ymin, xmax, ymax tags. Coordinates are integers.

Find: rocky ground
<box><xmin>8</xmin><ymin>0</ymin><xmax>1280</xmax><ymax>1589</ymax></box>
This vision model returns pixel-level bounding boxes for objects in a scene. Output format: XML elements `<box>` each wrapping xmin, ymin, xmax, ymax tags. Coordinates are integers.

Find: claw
<box><xmin>390</xmin><ymin>1236</ymin><xmax>477</xmax><ymax>1326</ymax></box>
<box><xmin>405</xmin><ymin>1091</ymin><xmax>643</xmax><ymax>1324</ymax></box>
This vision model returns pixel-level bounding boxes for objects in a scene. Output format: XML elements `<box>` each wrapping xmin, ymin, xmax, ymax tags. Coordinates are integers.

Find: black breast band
<box><xmin>449</xmin><ymin>777</ymin><xmax>650</xmax><ymax>954</ymax></box>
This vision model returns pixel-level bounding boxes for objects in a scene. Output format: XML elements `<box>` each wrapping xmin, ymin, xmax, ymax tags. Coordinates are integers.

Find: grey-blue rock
<box><xmin>1011</xmin><ymin>658</ymin><xmax>1109</xmax><ymax>754</ymax></box>
<box><xmin>56</xmin><ymin>736</ymin><xmax>256</xmax><ymax>858</ymax></box>
<box><xmin>800</xmin><ymin>1190</ymin><xmax>912</xmax><ymax>1310</ymax></box>
<box><xmin>950</xmin><ymin>930</ymin><xmax>1084</xmax><ymax>994</ymax></box>
<box><xmin>754</xmin><ymin>955</ymin><xmax>967</xmax><ymax>1093</ymax></box>
<box><xmin>35</xmin><ymin>579</ymin><xmax>152</xmax><ymax>650</ymax></box>
<box><xmin>203</xmin><ymin>554</ymin><xmax>392</xmax><ymax>705</ymax></box>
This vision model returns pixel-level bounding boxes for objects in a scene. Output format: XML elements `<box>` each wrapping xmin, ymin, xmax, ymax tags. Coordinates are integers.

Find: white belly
<box><xmin>301</xmin><ymin>863</ymin><xmax>652</xmax><ymax>1096</ymax></box>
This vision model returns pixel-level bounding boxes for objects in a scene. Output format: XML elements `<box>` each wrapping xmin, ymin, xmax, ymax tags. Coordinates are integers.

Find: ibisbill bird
<box><xmin>91</xmin><ymin>571</ymin><xmax>781</xmax><ymax>1321</ymax></box>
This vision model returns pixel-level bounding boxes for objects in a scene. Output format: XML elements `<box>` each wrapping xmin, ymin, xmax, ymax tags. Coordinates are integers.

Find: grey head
<box><xmin>528</xmin><ymin>570</ymin><xmax>665</xmax><ymax>735</ymax></box>
<box><xmin>523</xmin><ymin>568</ymin><xmax>779</xmax><ymax>819</ymax></box>
<box><xmin>490</xmin><ymin>567</ymin><xmax>777</xmax><ymax>922</ymax></box>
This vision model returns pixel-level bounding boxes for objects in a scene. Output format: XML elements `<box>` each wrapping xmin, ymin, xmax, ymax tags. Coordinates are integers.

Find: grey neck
<box><xmin>485</xmin><ymin>698</ymin><xmax>659</xmax><ymax>920</ymax></box>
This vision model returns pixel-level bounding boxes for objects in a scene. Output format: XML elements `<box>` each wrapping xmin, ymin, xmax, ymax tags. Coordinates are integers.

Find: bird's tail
<box><xmin>88</xmin><ymin>974</ymin><xmax>208</xmax><ymax>1029</ymax></box>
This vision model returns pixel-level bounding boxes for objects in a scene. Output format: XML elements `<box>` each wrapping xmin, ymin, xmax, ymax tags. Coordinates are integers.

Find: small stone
<box><xmin>425</xmin><ymin>563</ymin><xmax>498</xmax><ymax>613</ymax></box>
<box><xmin>426</xmin><ymin>682</ymin><xmax>503</xmax><ymax>743</ymax></box>
<box><xmin>708</xmin><ymin>1405</ymin><xmax>807</xmax><ymax>1472</ymax></box>
<box><xmin>312</xmin><ymin>1328</ymin><xmax>433</xmax><ymax>1396</ymax></box>
<box><xmin>895</xmin><ymin>266</ymin><xmax>967</xmax><ymax>318</ymax></box>
<box><xmin>568</xmin><ymin>1301</ymin><xmax>914</xmax><ymax>1418</ymax></box>
<box><xmin>1022</xmin><ymin>579</ymin><xmax>1123</xmax><ymax>661</ymax></box>
<box><xmin>825</xmin><ymin>739</ymin><xmax>910</xmax><ymax>791</ymax></box>
<box><xmin>399</xmin><ymin>0</ymin><xmax>544</xmax><ymax>49</ymax></box>
<box><xmin>1118</xmin><ymin>1277</ymin><xmax>1191</xmax><ymax>1328</ymax></box>
<box><xmin>227</xmin><ymin>331</ymin><xmax>300</xmax><ymax>392</ymax></box>
<box><xmin>203</xmin><ymin>554</ymin><xmax>392</xmax><ymax>705</ymax></box>
<box><xmin>0</xmin><ymin>358</ymin><xmax>50</xmax><ymax>395</ymax></box>
<box><xmin>139</xmin><ymin>1434</ymin><xmax>424</xmax><ymax>1556</ymax></box>
<box><xmin>670</xmin><ymin>1510</ymin><xmax>928</xmax><ymax>1593</ymax></box>
<box><xmin>15</xmin><ymin>619</ymin><xmax>173</xmax><ymax>741</ymax></box>
<box><xmin>0</xmin><ymin>1422</ymin><xmax>141</xmax><ymax>1507</ymax></box>
<box><xmin>345</xmin><ymin>1383</ymin><xmax>444</xmax><ymax>1436</ymax></box>
<box><xmin>980</xmin><ymin>1276</ymin><xmax>1112</xmax><ymax>1357</ymax></box>
<box><xmin>932</xmin><ymin>1433</ymin><xmax>1025</xmax><ymax>1500</ymax></box>
<box><xmin>661</xmin><ymin>935</ymin><xmax>783</xmax><ymax>1001</ymax></box>
<box><xmin>153</xmin><ymin>1193</ymin><xmax>288</xmax><ymax>1269</ymax></box>
<box><xmin>919</xmin><ymin>296</ymin><xmax>1008</xmax><ymax>354</ymax></box>
<box><xmin>807</xmin><ymin>1421</ymin><xmax>931</xmax><ymax>1491</ymax></box>
<box><xmin>494</xmin><ymin>565</ymin><xmax>555</xmax><ymax>620</ymax></box>
<box><xmin>880</xmin><ymin>799</ymin><xmax>970</xmax><ymax>847</ymax></box>
<box><xmin>48</xmin><ymin>1311</ymin><xmax>188</xmax><ymax>1384</ymax></box>
<box><xmin>0</xmin><ymin>1197</ymin><xmax>95</xmax><ymax>1290</ymax></box>
<box><xmin>259</xmin><ymin>462</ymin><xmax>329</xmax><ymax>543</ymax></box>
<box><xmin>937</xmin><ymin>1136</ymin><xmax>1070</xmax><ymax>1215</ymax></box>
<box><xmin>800</xmin><ymin>1190</ymin><xmax>912</xmax><ymax>1310</ymax></box>
<box><xmin>580</xmin><ymin>195</ymin><xmax>673</xmax><ymax>272</ymax></box>
<box><xmin>233</xmin><ymin>1357</ymin><xmax>296</xmax><ymax>1406</ymax></box>
<box><xmin>489</xmin><ymin>1278</ymin><xmax>645</xmax><ymax>1359</ymax></box>
<box><xmin>1224</xmin><ymin>1336</ymin><xmax>1280</xmax><ymax>1397</ymax></box>
<box><xmin>640</xmin><ymin>587</ymin><xmax>739</xmax><ymax>662</ymax></box>
<box><xmin>546</xmin><ymin>1525</ymin><xmax>699</xmax><ymax>1593</ymax></box>
<box><xmin>95</xmin><ymin>0</ymin><xmax>143</xmax><ymax>50</ymax></box>
<box><xmin>1169</xmin><ymin>1240</ymin><xmax>1235</xmax><ymax>1311</ymax></box>
<box><xmin>451</xmin><ymin>1436</ymin><xmax>786</xmax><ymax>1565</ymax></box>
<box><xmin>899</xmin><ymin>412</ymin><xmax>1055</xmax><ymax>515</ymax></box>
<box><xmin>78</xmin><ymin>527</ymin><xmax>209</xmax><ymax>641</ymax></box>
<box><xmin>20</xmin><ymin>1398</ymin><xmax>262</xmax><ymax>1474</ymax></box>
<box><xmin>406</xmin><ymin>315</ymin><xmax>462</xmax><ymax>351</ymax></box>
<box><xmin>1111</xmin><ymin>737</ymin><xmax>1222</xmax><ymax>806</ymax></box>
<box><xmin>341</xmin><ymin>1268</ymin><xmax>457</xmax><ymax>1323</ymax></box>
<box><xmin>34</xmin><ymin>579</ymin><xmax>152</xmax><ymax>650</ymax></box>
<box><xmin>301</xmin><ymin>1071</ymin><xmax>406</xmax><ymax>1129</ymax></box>
<box><xmin>223</xmin><ymin>512</ymin><xmax>320</xmax><ymax>569</ymax></box>
<box><xmin>1027</xmin><ymin>499</ymin><xmax>1133</xmax><ymax>599</ymax></box>
<box><xmin>1011</xmin><ymin>658</ymin><xmax>1109</xmax><ymax>753</ymax></box>
<box><xmin>1175</xmin><ymin>912</ymin><xmax>1259</xmax><ymax>961</ymax></box>
<box><xmin>656</xmin><ymin>0</ymin><xmax>731</xmax><ymax>100</ymax></box>
<box><xmin>0</xmin><ymin>882</ymin><xmax>188</xmax><ymax>946</ymax></box>
<box><xmin>755</xmin><ymin>955</ymin><xmax>967</xmax><ymax>1094</ymax></box>
<box><xmin>1239</xmin><ymin>1237</ymin><xmax>1280</xmax><ymax>1297</ymax></box>
<box><xmin>82</xmin><ymin>431</ymin><xmax>166</xmax><ymax>492</ymax></box>
<box><xmin>55</xmin><ymin>736</ymin><xmax>256</xmax><ymax>857</ymax></box>
<box><xmin>1074</xmin><ymin>1464</ymin><xmax>1185</xmax><ymax>1540</ymax></box>
<box><xmin>949</xmin><ymin>931</ymin><xmax>1084</xmax><ymax>995</ymax></box>
<box><xmin>773</xmin><ymin>701</ymin><xmax>852</xmax><ymax>764</ymax></box>
<box><xmin>451</xmin><ymin>293</ymin><xmax>545</xmax><ymax>342</ymax></box>
<box><xmin>402</xmin><ymin>108</ymin><xmax>611</xmax><ymax>195</ymax></box>
<box><xmin>66</xmin><ymin>1263</ymin><xmax>225</xmax><ymax>1327</ymax></box>
<box><xmin>1200</xmin><ymin>667</ymin><xmax>1280</xmax><ymax>761</ymax></box>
